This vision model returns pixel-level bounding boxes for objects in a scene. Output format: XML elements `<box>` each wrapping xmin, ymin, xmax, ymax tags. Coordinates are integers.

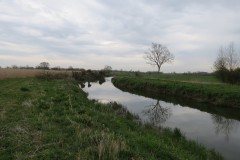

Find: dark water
<box><xmin>82</xmin><ymin>78</ymin><xmax>240</xmax><ymax>160</ymax></box>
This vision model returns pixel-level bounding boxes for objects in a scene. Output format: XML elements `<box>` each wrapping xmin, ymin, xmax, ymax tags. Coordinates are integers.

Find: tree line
<box><xmin>1</xmin><ymin>62</ymin><xmax>113</xmax><ymax>77</ymax></box>
<box><xmin>2</xmin><ymin>62</ymin><xmax>94</xmax><ymax>71</ymax></box>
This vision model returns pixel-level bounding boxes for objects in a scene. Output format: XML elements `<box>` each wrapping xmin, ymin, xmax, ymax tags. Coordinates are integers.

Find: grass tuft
<box><xmin>20</xmin><ymin>87</ymin><xmax>30</xmax><ymax>92</ymax></box>
<box><xmin>173</xmin><ymin>128</ymin><xmax>183</xmax><ymax>139</ymax></box>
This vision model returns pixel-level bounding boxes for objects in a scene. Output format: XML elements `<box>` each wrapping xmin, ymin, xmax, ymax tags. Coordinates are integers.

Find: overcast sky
<box><xmin>0</xmin><ymin>0</ymin><xmax>240</xmax><ymax>72</ymax></box>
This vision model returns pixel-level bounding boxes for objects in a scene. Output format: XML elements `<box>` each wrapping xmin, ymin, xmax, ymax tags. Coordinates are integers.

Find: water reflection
<box><xmin>99</xmin><ymin>77</ymin><xmax>106</xmax><ymax>85</ymax></box>
<box><xmin>212</xmin><ymin>114</ymin><xmax>238</xmax><ymax>140</ymax></box>
<box><xmin>82</xmin><ymin>78</ymin><xmax>240</xmax><ymax>160</ymax></box>
<box><xmin>80</xmin><ymin>83</ymin><xmax>85</xmax><ymax>88</ymax></box>
<box><xmin>87</xmin><ymin>81</ymin><xmax>92</xmax><ymax>87</ymax></box>
<box><xmin>80</xmin><ymin>78</ymin><xmax>106</xmax><ymax>89</ymax></box>
<box><xmin>143</xmin><ymin>100</ymin><xmax>172</xmax><ymax>125</ymax></box>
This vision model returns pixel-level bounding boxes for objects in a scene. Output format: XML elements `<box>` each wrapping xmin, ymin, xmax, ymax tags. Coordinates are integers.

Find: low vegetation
<box><xmin>0</xmin><ymin>77</ymin><xmax>222</xmax><ymax>159</ymax></box>
<box><xmin>112</xmin><ymin>76</ymin><xmax>240</xmax><ymax>108</ymax></box>
<box><xmin>111</xmin><ymin>71</ymin><xmax>220</xmax><ymax>83</ymax></box>
<box><xmin>0</xmin><ymin>68</ymin><xmax>107</xmax><ymax>82</ymax></box>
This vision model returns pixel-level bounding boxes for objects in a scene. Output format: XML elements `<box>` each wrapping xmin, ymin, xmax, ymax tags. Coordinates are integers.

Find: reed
<box><xmin>0</xmin><ymin>69</ymin><xmax>72</xmax><ymax>79</ymax></box>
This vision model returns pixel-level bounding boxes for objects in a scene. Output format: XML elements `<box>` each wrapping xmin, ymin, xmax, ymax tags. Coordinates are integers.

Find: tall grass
<box><xmin>0</xmin><ymin>69</ymin><xmax>72</xmax><ymax>79</ymax></box>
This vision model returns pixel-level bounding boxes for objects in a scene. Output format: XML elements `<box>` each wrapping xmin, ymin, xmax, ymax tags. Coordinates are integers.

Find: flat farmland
<box><xmin>0</xmin><ymin>69</ymin><xmax>72</xmax><ymax>79</ymax></box>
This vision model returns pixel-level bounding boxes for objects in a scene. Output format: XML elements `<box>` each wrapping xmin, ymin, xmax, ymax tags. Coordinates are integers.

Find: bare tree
<box><xmin>102</xmin><ymin>65</ymin><xmax>112</xmax><ymax>76</ymax></box>
<box><xmin>211</xmin><ymin>114</ymin><xmax>237</xmax><ymax>140</ymax></box>
<box><xmin>11</xmin><ymin>65</ymin><xmax>18</xmax><ymax>69</ymax></box>
<box><xmin>104</xmin><ymin>65</ymin><xmax>112</xmax><ymax>71</ymax></box>
<box><xmin>144</xmin><ymin>43</ymin><xmax>174</xmax><ymax>72</ymax></box>
<box><xmin>143</xmin><ymin>100</ymin><xmax>171</xmax><ymax>125</ymax></box>
<box><xmin>36</xmin><ymin>62</ymin><xmax>50</xmax><ymax>70</ymax></box>
<box><xmin>213</xmin><ymin>46</ymin><xmax>228</xmax><ymax>81</ymax></box>
<box><xmin>225</xmin><ymin>42</ymin><xmax>239</xmax><ymax>71</ymax></box>
<box><xmin>214</xmin><ymin>46</ymin><xmax>228</xmax><ymax>72</ymax></box>
<box><xmin>214</xmin><ymin>42</ymin><xmax>239</xmax><ymax>71</ymax></box>
<box><xmin>214</xmin><ymin>42</ymin><xmax>240</xmax><ymax>83</ymax></box>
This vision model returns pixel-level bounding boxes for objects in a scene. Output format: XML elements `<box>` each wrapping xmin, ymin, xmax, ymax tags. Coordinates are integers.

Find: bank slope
<box><xmin>0</xmin><ymin>78</ymin><xmax>222</xmax><ymax>159</ymax></box>
<box><xmin>112</xmin><ymin>77</ymin><xmax>240</xmax><ymax>108</ymax></box>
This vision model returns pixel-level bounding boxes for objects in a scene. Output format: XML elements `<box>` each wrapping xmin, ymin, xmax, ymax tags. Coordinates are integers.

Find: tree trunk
<box><xmin>157</xmin><ymin>65</ymin><xmax>161</xmax><ymax>73</ymax></box>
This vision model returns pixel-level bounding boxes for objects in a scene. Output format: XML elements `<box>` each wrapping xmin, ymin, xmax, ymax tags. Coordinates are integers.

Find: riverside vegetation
<box><xmin>0</xmin><ymin>76</ymin><xmax>222</xmax><ymax>159</ymax></box>
<box><xmin>112</xmin><ymin>75</ymin><xmax>240</xmax><ymax>108</ymax></box>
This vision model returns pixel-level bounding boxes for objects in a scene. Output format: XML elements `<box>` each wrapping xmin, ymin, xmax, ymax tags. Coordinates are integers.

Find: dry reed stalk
<box><xmin>0</xmin><ymin>69</ymin><xmax>72</xmax><ymax>79</ymax></box>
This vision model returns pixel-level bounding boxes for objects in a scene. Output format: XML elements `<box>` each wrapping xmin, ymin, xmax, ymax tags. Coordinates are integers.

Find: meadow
<box><xmin>147</xmin><ymin>73</ymin><xmax>220</xmax><ymax>83</ymax></box>
<box><xmin>0</xmin><ymin>75</ymin><xmax>222</xmax><ymax>159</ymax></box>
<box><xmin>111</xmin><ymin>71</ymin><xmax>220</xmax><ymax>83</ymax></box>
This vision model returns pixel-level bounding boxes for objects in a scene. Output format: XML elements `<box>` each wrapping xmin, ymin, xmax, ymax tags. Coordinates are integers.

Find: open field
<box><xmin>0</xmin><ymin>78</ymin><xmax>222</xmax><ymax>159</ymax></box>
<box><xmin>148</xmin><ymin>74</ymin><xmax>221</xmax><ymax>84</ymax></box>
<box><xmin>112</xmin><ymin>76</ymin><xmax>240</xmax><ymax>108</ymax></box>
<box><xmin>0</xmin><ymin>69</ymin><xmax>72</xmax><ymax>79</ymax></box>
<box><xmin>0</xmin><ymin>69</ymin><xmax>41</xmax><ymax>79</ymax></box>
<box><xmin>111</xmin><ymin>71</ymin><xmax>220</xmax><ymax>84</ymax></box>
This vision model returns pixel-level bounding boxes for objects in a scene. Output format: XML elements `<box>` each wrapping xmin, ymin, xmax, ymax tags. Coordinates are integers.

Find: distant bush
<box><xmin>214</xmin><ymin>67</ymin><xmax>240</xmax><ymax>84</ymax></box>
<box><xmin>36</xmin><ymin>71</ymin><xmax>70</xmax><ymax>80</ymax></box>
<box><xmin>36</xmin><ymin>62</ymin><xmax>50</xmax><ymax>70</ymax></box>
<box><xmin>135</xmin><ymin>71</ymin><xmax>141</xmax><ymax>77</ymax></box>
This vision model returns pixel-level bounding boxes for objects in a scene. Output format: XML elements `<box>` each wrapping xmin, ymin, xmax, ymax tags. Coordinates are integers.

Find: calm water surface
<box><xmin>82</xmin><ymin>78</ymin><xmax>240</xmax><ymax>160</ymax></box>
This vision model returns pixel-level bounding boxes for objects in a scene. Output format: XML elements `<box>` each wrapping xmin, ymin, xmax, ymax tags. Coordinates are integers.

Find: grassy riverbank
<box><xmin>0</xmin><ymin>78</ymin><xmax>222</xmax><ymax>159</ymax></box>
<box><xmin>112</xmin><ymin>76</ymin><xmax>240</xmax><ymax>108</ymax></box>
<box><xmin>111</xmin><ymin>71</ymin><xmax>220</xmax><ymax>83</ymax></box>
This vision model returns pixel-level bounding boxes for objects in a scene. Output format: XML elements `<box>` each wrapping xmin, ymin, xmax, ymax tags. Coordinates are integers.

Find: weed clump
<box><xmin>173</xmin><ymin>128</ymin><xmax>183</xmax><ymax>139</ymax></box>
<box><xmin>20</xmin><ymin>87</ymin><xmax>30</xmax><ymax>92</ymax></box>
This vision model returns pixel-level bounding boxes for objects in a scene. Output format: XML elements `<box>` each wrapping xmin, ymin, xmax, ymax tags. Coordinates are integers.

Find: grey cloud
<box><xmin>0</xmin><ymin>0</ymin><xmax>240</xmax><ymax>72</ymax></box>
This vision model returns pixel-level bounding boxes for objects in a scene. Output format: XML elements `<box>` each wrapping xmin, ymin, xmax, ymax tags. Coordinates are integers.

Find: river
<box><xmin>82</xmin><ymin>77</ymin><xmax>240</xmax><ymax>160</ymax></box>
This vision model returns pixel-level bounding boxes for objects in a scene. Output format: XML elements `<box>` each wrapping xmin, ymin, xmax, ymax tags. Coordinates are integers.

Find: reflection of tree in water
<box><xmin>99</xmin><ymin>78</ymin><xmax>106</xmax><ymax>85</ymax></box>
<box><xmin>211</xmin><ymin>114</ymin><xmax>238</xmax><ymax>140</ymax></box>
<box><xmin>143</xmin><ymin>100</ymin><xmax>171</xmax><ymax>125</ymax></box>
<box><xmin>80</xmin><ymin>83</ymin><xmax>85</xmax><ymax>88</ymax></box>
<box><xmin>79</xmin><ymin>79</ymin><xmax>106</xmax><ymax>88</ymax></box>
<box><xmin>87</xmin><ymin>81</ymin><xmax>92</xmax><ymax>87</ymax></box>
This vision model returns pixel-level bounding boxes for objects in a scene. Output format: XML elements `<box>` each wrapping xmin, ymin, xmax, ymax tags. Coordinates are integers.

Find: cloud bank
<box><xmin>1</xmin><ymin>0</ymin><xmax>240</xmax><ymax>72</ymax></box>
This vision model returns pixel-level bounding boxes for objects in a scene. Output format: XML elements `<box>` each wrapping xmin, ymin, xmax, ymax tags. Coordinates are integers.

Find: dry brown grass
<box><xmin>0</xmin><ymin>69</ymin><xmax>72</xmax><ymax>79</ymax></box>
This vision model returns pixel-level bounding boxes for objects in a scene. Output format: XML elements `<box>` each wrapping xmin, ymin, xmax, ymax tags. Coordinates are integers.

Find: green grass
<box><xmin>148</xmin><ymin>74</ymin><xmax>220</xmax><ymax>83</ymax></box>
<box><xmin>0</xmin><ymin>78</ymin><xmax>222</xmax><ymax>159</ymax></box>
<box><xmin>112</xmin><ymin>76</ymin><xmax>240</xmax><ymax>108</ymax></box>
<box><xmin>111</xmin><ymin>71</ymin><xmax>220</xmax><ymax>83</ymax></box>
